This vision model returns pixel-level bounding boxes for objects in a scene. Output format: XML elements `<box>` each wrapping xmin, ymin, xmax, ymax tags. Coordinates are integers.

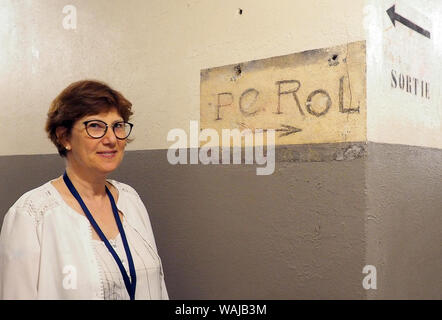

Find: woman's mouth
<box><xmin>97</xmin><ymin>151</ymin><xmax>117</xmax><ymax>159</ymax></box>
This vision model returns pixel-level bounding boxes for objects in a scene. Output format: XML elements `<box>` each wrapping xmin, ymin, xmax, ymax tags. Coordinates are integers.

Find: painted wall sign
<box><xmin>385</xmin><ymin>4</ymin><xmax>431</xmax><ymax>100</ymax></box>
<box><xmin>200</xmin><ymin>41</ymin><xmax>366</xmax><ymax>146</ymax></box>
<box><xmin>390</xmin><ymin>69</ymin><xmax>430</xmax><ymax>99</ymax></box>
<box><xmin>386</xmin><ymin>5</ymin><xmax>431</xmax><ymax>39</ymax></box>
<box><xmin>365</xmin><ymin>0</ymin><xmax>441</xmax><ymax>149</ymax></box>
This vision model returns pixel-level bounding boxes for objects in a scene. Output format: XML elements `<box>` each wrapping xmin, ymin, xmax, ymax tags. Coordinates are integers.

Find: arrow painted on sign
<box><xmin>386</xmin><ymin>5</ymin><xmax>431</xmax><ymax>39</ymax></box>
<box><xmin>238</xmin><ymin>122</ymin><xmax>302</xmax><ymax>137</ymax></box>
<box><xmin>276</xmin><ymin>124</ymin><xmax>303</xmax><ymax>137</ymax></box>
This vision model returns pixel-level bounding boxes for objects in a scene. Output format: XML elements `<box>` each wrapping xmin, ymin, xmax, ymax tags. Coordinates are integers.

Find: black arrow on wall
<box><xmin>386</xmin><ymin>5</ymin><xmax>431</xmax><ymax>39</ymax></box>
<box><xmin>238</xmin><ymin>122</ymin><xmax>302</xmax><ymax>137</ymax></box>
<box><xmin>276</xmin><ymin>124</ymin><xmax>302</xmax><ymax>137</ymax></box>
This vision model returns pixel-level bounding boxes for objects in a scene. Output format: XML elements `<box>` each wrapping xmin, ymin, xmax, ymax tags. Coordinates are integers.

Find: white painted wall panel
<box><xmin>365</xmin><ymin>0</ymin><xmax>442</xmax><ymax>149</ymax></box>
<box><xmin>0</xmin><ymin>0</ymin><xmax>365</xmax><ymax>156</ymax></box>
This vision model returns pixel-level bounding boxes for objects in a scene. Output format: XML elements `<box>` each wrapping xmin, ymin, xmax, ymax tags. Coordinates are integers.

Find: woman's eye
<box><xmin>88</xmin><ymin>122</ymin><xmax>105</xmax><ymax>129</ymax></box>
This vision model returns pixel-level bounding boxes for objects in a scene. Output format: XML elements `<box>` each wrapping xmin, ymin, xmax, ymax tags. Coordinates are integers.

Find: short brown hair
<box><xmin>45</xmin><ymin>80</ymin><xmax>133</xmax><ymax>157</ymax></box>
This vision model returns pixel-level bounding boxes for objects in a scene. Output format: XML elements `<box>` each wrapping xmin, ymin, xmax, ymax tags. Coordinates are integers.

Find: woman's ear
<box><xmin>56</xmin><ymin>127</ymin><xmax>70</xmax><ymax>150</ymax></box>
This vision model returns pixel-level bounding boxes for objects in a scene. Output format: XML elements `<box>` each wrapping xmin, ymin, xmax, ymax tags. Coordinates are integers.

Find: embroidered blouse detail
<box><xmin>92</xmin><ymin>220</ymin><xmax>163</xmax><ymax>300</ymax></box>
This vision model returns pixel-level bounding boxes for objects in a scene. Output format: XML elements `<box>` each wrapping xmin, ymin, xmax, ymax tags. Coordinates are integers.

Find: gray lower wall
<box><xmin>0</xmin><ymin>142</ymin><xmax>440</xmax><ymax>299</ymax></box>
<box><xmin>365</xmin><ymin>143</ymin><xmax>442</xmax><ymax>299</ymax></box>
<box><xmin>113</xmin><ymin>146</ymin><xmax>367</xmax><ymax>299</ymax></box>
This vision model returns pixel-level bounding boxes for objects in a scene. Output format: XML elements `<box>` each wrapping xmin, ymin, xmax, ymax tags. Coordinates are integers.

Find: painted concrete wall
<box><xmin>365</xmin><ymin>143</ymin><xmax>442</xmax><ymax>299</ymax></box>
<box><xmin>0</xmin><ymin>148</ymin><xmax>368</xmax><ymax>299</ymax></box>
<box><xmin>0</xmin><ymin>0</ymin><xmax>365</xmax><ymax>156</ymax></box>
<box><xmin>1</xmin><ymin>0</ymin><xmax>441</xmax><ymax>299</ymax></box>
<box><xmin>365</xmin><ymin>0</ymin><xmax>442</xmax><ymax>149</ymax></box>
<box><xmin>363</xmin><ymin>0</ymin><xmax>442</xmax><ymax>299</ymax></box>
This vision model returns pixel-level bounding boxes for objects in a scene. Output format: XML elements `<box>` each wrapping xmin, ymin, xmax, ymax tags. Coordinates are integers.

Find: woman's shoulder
<box><xmin>106</xmin><ymin>180</ymin><xmax>155</xmax><ymax>245</ymax></box>
<box><xmin>106</xmin><ymin>180</ymin><xmax>149</xmax><ymax>217</ymax></box>
<box><xmin>106</xmin><ymin>179</ymin><xmax>141</xmax><ymax>199</ymax></box>
<box><xmin>8</xmin><ymin>181</ymin><xmax>61</xmax><ymax>222</ymax></box>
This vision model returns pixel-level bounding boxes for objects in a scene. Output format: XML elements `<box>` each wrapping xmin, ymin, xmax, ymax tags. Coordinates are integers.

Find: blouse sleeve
<box><xmin>0</xmin><ymin>205</ymin><xmax>41</xmax><ymax>300</ymax></box>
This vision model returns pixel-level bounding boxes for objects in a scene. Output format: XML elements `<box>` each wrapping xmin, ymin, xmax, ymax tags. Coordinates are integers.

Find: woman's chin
<box><xmin>96</xmin><ymin>163</ymin><xmax>121</xmax><ymax>175</ymax></box>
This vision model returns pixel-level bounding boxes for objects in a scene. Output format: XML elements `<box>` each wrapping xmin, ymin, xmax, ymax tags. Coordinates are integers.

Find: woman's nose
<box><xmin>101</xmin><ymin>126</ymin><xmax>117</xmax><ymax>144</ymax></box>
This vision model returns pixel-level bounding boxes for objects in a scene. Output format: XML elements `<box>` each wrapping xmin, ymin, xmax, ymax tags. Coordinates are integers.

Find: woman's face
<box><xmin>64</xmin><ymin>108</ymin><xmax>127</xmax><ymax>177</ymax></box>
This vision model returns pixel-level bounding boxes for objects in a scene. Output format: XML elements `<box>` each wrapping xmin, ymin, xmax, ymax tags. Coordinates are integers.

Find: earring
<box><xmin>65</xmin><ymin>146</ymin><xmax>71</xmax><ymax>151</ymax></box>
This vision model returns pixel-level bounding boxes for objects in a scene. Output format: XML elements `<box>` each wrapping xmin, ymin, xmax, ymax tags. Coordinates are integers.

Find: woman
<box><xmin>0</xmin><ymin>80</ymin><xmax>168</xmax><ymax>300</ymax></box>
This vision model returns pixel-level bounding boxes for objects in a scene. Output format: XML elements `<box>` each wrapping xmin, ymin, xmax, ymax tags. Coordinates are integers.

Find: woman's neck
<box><xmin>65</xmin><ymin>164</ymin><xmax>107</xmax><ymax>200</ymax></box>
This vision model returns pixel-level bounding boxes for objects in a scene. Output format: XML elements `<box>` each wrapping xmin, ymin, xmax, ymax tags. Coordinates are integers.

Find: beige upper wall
<box><xmin>365</xmin><ymin>0</ymin><xmax>442</xmax><ymax>149</ymax></box>
<box><xmin>0</xmin><ymin>0</ymin><xmax>365</xmax><ymax>156</ymax></box>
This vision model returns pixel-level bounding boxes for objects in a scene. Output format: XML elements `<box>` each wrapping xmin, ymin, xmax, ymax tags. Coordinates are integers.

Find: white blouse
<box><xmin>0</xmin><ymin>179</ymin><xmax>169</xmax><ymax>300</ymax></box>
<box><xmin>92</xmin><ymin>219</ymin><xmax>164</xmax><ymax>300</ymax></box>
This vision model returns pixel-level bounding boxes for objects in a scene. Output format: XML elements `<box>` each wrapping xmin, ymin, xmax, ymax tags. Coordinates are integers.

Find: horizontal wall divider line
<box><xmin>165</xmin><ymin>142</ymin><xmax>368</xmax><ymax>164</ymax></box>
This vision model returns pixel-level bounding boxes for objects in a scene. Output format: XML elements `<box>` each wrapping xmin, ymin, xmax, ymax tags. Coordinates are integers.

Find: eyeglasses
<box><xmin>83</xmin><ymin>120</ymin><xmax>134</xmax><ymax>139</ymax></box>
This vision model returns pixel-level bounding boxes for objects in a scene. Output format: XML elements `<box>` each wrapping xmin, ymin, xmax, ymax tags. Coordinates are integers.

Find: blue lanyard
<box><xmin>63</xmin><ymin>172</ymin><xmax>137</xmax><ymax>300</ymax></box>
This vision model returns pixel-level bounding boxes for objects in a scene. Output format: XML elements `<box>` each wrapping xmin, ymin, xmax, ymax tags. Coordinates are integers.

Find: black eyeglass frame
<box><xmin>82</xmin><ymin>120</ymin><xmax>134</xmax><ymax>140</ymax></box>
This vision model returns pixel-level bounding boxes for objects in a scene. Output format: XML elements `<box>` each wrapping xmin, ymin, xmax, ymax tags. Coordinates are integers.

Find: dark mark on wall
<box><xmin>234</xmin><ymin>64</ymin><xmax>242</xmax><ymax>76</ymax></box>
<box><xmin>276</xmin><ymin>142</ymin><xmax>367</xmax><ymax>162</ymax></box>
<box><xmin>230</xmin><ymin>64</ymin><xmax>243</xmax><ymax>82</ymax></box>
<box><xmin>328</xmin><ymin>54</ymin><xmax>339</xmax><ymax>66</ymax></box>
<box><xmin>210</xmin><ymin>141</ymin><xmax>367</xmax><ymax>164</ymax></box>
<box><xmin>201</xmin><ymin>41</ymin><xmax>366</xmax><ymax>79</ymax></box>
<box><xmin>341</xmin><ymin>144</ymin><xmax>366</xmax><ymax>160</ymax></box>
